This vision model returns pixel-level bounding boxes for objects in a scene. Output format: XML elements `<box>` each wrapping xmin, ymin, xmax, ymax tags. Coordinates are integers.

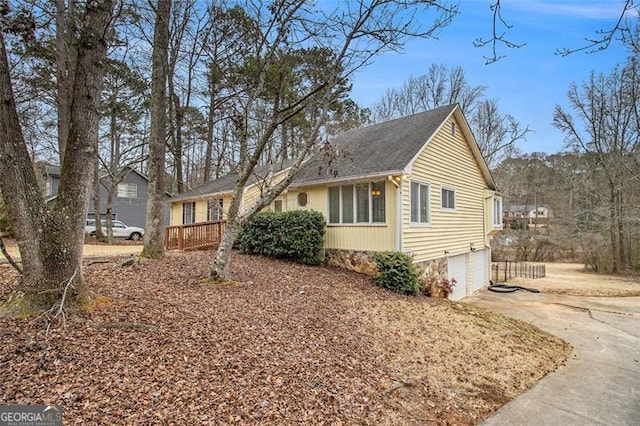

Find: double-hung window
<box><xmin>441</xmin><ymin>187</ymin><xmax>456</xmax><ymax>210</ymax></box>
<box><xmin>207</xmin><ymin>199</ymin><xmax>223</xmax><ymax>221</ymax></box>
<box><xmin>328</xmin><ymin>181</ymin><xmax>385</xmax><ymax>224</ymax></box>
<box><xmin>45</xmin><ymin>177</ymin><xmax>52</xmax><ymax>197</ymax></box>
<box><xmin>410</xmin><ymin>181</ymin><xmax>430</xmax><ymax>225</ymax></box>
<box><xmin>182</xmin><ymin>201</ymin><xmax>196</xmax><ymax>224</ymax></box>
<box><xmin>493</xmin><ymin>197</ymin><xmax>502</xmax><ymax>227</ymax></box>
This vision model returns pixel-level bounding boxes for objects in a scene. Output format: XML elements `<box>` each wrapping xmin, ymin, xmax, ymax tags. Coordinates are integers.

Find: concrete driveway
<box><xmin>468</xmin><ymin>289</ymin><xmax>640</xmax><ymax>425</ymax></box>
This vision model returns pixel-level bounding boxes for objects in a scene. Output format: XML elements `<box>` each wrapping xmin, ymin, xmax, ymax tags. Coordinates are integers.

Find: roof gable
<box><xmin>404</xmin><ymin>106</ymin><xmax>497</xmax><ymax>190</ymax></box>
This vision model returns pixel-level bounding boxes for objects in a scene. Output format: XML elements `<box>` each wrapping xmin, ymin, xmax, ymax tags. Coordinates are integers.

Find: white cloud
<box><xmin>504</xmin><ymin>0</ymin><xmax>628</xmax><ymax>20</ymax></box>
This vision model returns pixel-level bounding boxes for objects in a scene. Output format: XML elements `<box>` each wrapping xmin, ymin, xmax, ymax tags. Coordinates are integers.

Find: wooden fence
<box><xmin>492</xmin><ymin>261</ymin><xmax>546</xmax><ymax>282</ymax></box>
<box><xmin>164</xmin><ymin>220</ymin><xmax>225</xmax><ymax>251</ymax></box>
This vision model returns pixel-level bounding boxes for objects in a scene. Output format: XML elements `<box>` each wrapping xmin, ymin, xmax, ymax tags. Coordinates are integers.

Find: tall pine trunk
<box><xmin>142</xmin><ymin>0</ymin><xmax>172</xmax><ymax>259</ymax></box>
<box><xmin>55</xmin><ymin>0</ymin><xmax>76</xmax><ymax>165</ymax></box>
<box><xmin>0</xmin><ymin>0</ymin><xmax>114</xmax><ymax>315</ymax></box>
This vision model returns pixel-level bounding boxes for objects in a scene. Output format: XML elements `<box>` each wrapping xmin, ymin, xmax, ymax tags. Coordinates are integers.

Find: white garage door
<box><xmin>472</xmin><ymin>249</ymin><xmax>489</xmax><ymax>293</ymax></box>
<box><xmin>448</xmin><ymin>254</ymin><xmax>468</xmax><ymax>301</ymax></box>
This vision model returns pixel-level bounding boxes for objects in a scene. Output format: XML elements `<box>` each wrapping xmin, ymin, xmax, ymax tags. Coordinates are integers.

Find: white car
<box><xmin>86</xmin><ymin>219</ymin><xmax>144</xmax><ymax>241</ymax></box>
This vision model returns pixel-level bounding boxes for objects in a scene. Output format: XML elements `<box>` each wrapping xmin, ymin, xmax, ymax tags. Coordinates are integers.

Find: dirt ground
<box><xmin>0</xmin><ymin>251</ymin><xmax>570</xmax><ymax>425</ymax></box>
<box><xmin>507</xmin><ymin>263</ymin><xmax>640</xmax><ymax>297</ymax></box>
<box><xmin>1</xmin><ymin>238</ymin><xmax>142</xmax><ymax>261</ymax></box>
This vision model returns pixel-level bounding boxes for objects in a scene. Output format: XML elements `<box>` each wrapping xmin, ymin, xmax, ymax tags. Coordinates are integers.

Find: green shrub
<box><xmin>374</xmin><ymin>251</ymin><xmax>420</xmax><ymax>295</ymax></box>
<box><xmin>238</xmin><ymin>210</ymin><xmax>326</xmax><ymax>265</ymax></box>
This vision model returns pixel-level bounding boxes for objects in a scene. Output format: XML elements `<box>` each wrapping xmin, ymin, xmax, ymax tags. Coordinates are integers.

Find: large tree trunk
<box><xmin>209</xmin><ymin>219</ymin><xmax>241</xmax><ymax>282</ymax></box>
<box><xmin>209</xmin><ymin>183</ymin><xmax>244</xmax><ymax>281</ymax></box>
<box><xmin>142</xmin><ymin>0</ymin><xmax>172</xmax><ymax>259</ymax></box>
<box><xmin>0</xmin><ymin>0</ymin><xmax>114</xmax><ymax>315</ymax></box>
<box><xmin>172</xmin><ymin>93</ymin><xmax>185</xmax><ymax>192</ymax></box>
<box><xmin>55</xmin><ymin>0</ymin><xmax>77</xmax><ymax>165</ymax></box>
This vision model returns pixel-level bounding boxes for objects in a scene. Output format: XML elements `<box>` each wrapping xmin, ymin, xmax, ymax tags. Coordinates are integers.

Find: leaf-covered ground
<box><xmin>0</xmin><ymin>251</ymin><xmax>570</xmax><ymax>424</ymax></box>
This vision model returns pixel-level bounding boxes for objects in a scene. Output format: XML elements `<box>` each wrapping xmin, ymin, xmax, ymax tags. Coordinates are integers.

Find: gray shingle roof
<box><xmin>293</xmin><ymin>104</ymin><xmax>457</xmax><ymax>184</ymax></box>
<box><xmin>170</xmin><ymin>173</ymin><xmax>240</xmax><ymax>202</ymax></box>
<box><xmin>172</xmin><ymin>104</ymin><xmax>496</xmax><ymax>201</ymax></box>
<box><xmin>169</xmin><ymin>160</ymin><xmax>295</xmax><ymax>202</ymax></box>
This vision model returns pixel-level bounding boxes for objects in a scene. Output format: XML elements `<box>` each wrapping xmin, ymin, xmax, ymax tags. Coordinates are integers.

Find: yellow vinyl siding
<box><xmin>284</xmin><ymin>186</ymin><xmax>327</xmax><ymax>214</ymax></box>
<box><xmin>287</xmin><ymin>181</ymin><xmax>397</xmax><ymax>252</ymax></box>
<box><xmin>170</xmin><ymin>195</ymin><xmax>232</xmax><ymax>225</ymax></box>
<box><xmin>170</xmin><ymin>202</ymin><xmax>181</xmax><ymax>225</ymax></box>
<box><xmin>403</xmin><ymin>116</ymin><xmax>487</xmax><ymax>262</ymax></box>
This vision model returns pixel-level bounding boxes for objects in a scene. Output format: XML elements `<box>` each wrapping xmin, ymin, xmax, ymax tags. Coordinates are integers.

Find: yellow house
<box><xmin>169</xmin><ymin>104</ymin><xmax>502</xmax><ymax>300</ymax></box>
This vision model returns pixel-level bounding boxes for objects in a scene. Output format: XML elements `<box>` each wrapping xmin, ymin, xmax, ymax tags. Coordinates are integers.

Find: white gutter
<box><xmin>289</xmin><ymin>170</ymin><xmax>405</xmax><ymax>189</ymax></box>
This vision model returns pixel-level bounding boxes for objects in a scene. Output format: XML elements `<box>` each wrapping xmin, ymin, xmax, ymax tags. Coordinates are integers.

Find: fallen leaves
<box><xmin>0</xmin><ymin>251</ymin><xmax>570</xmax><ymax>424</ymax></box>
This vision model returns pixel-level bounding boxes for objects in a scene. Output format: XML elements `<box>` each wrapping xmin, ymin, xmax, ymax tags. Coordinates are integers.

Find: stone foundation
<box><xmin>414</xmin><ymin>257</ymin><xmax>450</xmax><ymax>298</ymax></box>
<box><xmin>324</xmin><ymin>250</ymin><xmax>452</xmax><ymax>298</ymax></box>
<box><xmin>324</xmin><ymin>249</ymin><xmax>378</xmax><ymax>276</ymax></box>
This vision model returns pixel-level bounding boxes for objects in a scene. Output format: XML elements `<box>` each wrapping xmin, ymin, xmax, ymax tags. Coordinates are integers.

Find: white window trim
<box><xmin>440</xmin><ymin>186</ymin><xmax>456</xmax><ymax>211</ymax></box>
<box><xmin>328</xmin><ymin>182</ymin><xmax>386</xmax><ymax>225</ymax></box>
<box><xmin>409</xmin><ymin>179</ymin><xmax>432</xmax><ymax>227</ymax></box>
<box><xmin>492</xmin><ymin>196</ymin><xmax>503</xmax><ymax>229</ymax></box>
<box><xmin>45</xmin><ymin>176</ymin><xmax>53</xmax><ymax>196</ymax></box>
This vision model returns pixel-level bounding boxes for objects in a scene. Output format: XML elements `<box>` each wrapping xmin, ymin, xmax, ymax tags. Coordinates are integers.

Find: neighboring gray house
<box><xmin>43</xmin><ymin>165</ymin><xmax>169</xmax><ymax>229</ymax></box>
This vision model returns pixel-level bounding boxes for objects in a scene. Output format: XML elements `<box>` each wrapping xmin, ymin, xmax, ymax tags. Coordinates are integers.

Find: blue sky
<box><xmin>348</xmin><ymin>0</ymin><xmax>631</xmax><ymax>155</ymax></box>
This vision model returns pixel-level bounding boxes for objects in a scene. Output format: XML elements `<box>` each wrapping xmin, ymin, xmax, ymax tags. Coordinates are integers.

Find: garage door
<box><xmin>448</xmin><ymin>253</ymin><xmax>468</xmax><ymax>301</ymax></box>
<box><xmin>472</xmin><ymin>249</ymin><xmax>489</xmax><ymax>293</ymax></box>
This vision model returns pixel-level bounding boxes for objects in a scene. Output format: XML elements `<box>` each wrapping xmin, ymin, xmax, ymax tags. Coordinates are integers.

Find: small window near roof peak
<box><xmin>297</xmin><ymin>192</ymin><xmax>308</xmax><ymax>207</ymax></box>
<box><xmin>450</xmin><ymin>122</ymin><xmax>456</xmax><ymax>136</ymax></box>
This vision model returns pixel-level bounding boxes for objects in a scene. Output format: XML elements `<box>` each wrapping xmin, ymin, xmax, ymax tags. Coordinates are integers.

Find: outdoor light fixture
<box><xmin>470</xmin><ymin>243</ymin><xmax>476</xmax><ymax>251</ymax></box>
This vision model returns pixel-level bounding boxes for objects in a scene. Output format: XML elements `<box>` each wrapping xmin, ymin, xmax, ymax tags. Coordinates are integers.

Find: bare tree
<box><xmin>209</xmin><ymin>0</ymin><xmax>459</xmax><ymax>281</ymax></box>
<box><xmin>556</xmin><ymin>0</ymin><xmax>638</xmax><ymax>57</ymax></box>
<box><xmin>553</xmin><ymin>57</ymin><xmax>640</xmax><ymax>273</ymax></box>
<box><xmin>371</xmin><ymin>64</ymin><xmax>527</xmax><ymax>166</ymax></box>
<box><xmin>0</xmin><ymin>0</ymin><xmax>115</xmax><ymax>315</ymax></box>
<box><xmin>372</xmin><ymin>64</ymin><xmax>485</xmax><ymax>122</ymax></box>
<box><xmin>470</xmin><ymin>99</ymin><xmax>530</xmax><ymax>168</ymax></box>
<box><xmin>141</xmin><ymin>0</ymin><xmax>171</xmax><ymax>259</ymax></box>
<box><xmin>98</xmin><ymin>58</ymin><xmax>148</xmax><ymax>242</ymax></box>
<box><xmin>473</xmin><ymin>0</ymin><xmax>525</xmax><ymax>64</ymax></box>
<box><xmin>474</xmin><ymin>0</ymin><xmax>637</xmax><ymax>63</ymax></box>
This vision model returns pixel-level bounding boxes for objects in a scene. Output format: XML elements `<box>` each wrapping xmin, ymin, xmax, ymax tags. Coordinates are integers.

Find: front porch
<box><xmin>164</xmin><ymin>220</ymin><xmax>226</xmax><ymax>251</ymax></box>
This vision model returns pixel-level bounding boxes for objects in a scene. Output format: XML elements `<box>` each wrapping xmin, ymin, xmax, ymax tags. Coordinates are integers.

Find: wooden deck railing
<box><xmin>164</xmin><ymin>220</ymin><xmax>226</xmax><ymax>251</ymax></box>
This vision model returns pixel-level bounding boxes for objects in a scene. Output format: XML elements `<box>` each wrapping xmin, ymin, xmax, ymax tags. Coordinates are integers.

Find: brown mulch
<box><xmin>0</xmin><ymin>251</ymin><xmax>571</xmax><ymax>425</ymax></box>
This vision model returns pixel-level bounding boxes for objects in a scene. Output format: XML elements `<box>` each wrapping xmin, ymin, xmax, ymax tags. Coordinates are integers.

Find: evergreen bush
<box><xmin>239</xmin><ymin>210</ymin><xmax>325</xmax><ymax>265</ymax></box>
<box><xmin>373</xmin><ymin>251</ymin><xmax>420</xmax><ymax>295</ymax></box>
